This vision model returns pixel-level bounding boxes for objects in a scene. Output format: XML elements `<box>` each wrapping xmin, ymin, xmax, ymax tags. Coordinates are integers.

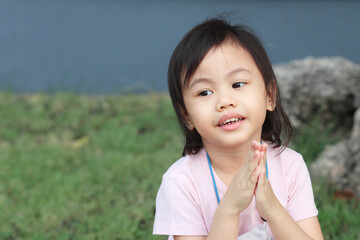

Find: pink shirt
<box><xmin>153</xmin><ymin>146</ymin><xmax>318</xmax><ymax>238</ymax></box>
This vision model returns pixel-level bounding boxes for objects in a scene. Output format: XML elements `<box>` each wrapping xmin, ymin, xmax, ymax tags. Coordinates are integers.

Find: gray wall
<box><xmin>1</xmin><ymin>0</ymin><xmax>359</xmax><ymax>94</ymax></box>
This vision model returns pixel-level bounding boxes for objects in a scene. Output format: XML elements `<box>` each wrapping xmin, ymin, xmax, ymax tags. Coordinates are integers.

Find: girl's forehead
<box><xmin>202</xmin><ymin>40</ymin><xmax>245</xmax><ymax>60</ymax></box>
<box><xmin>193</xmin><ymin>43</ymin><xmax>256</xmax><ymax>76</ymax></box>
<box><xmin>181</xmin><ymin>41</ymin><xmax>257</xmax><ymax>88</ymax></box>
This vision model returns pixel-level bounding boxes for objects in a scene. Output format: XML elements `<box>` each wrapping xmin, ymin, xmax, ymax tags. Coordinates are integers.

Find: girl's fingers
<box><xmin>255</xmin><ymin>168</ymin><xmax>266</xmax><ymax>199</ymax></box>
<box><xmin>252</xmin><ymin>140</ymin><xmax>262</xmax><ymax>152</ymax></box>
<box><xmin>260</xmin><ymin>143</ymin><xmax>267</xmax><ymax>169</ymax></box>
<box><xmin>250</xmin><ymin>166</ymin><xmax>261</xmax><ymax>185</ymax></box>
<box><xmin>246</xmin><ymin>141</ymin><xmax>259</xmax><ymax>166</ymax></box>
<box><xmin>258</xmin><ymin>168</ymin><xmax>266</xmax><ymax>185</ymax></box>
<box><xmin>245</xmin><ymin>149</ymin><xmax>259</xmax><ymax>179</ymax></box>
<box><xmin>260</xmin><ymin>142</ymin><xmax>266</xmax><ymax>152</ymax></box>
<box><xmin>249</xmin><ymin>141</ymin><xmax>262</xmax><ymax>163</ymax></box>
<box><xmin>244</xmin><ymin>140</ymin><xmax>263</xmax><ymax>180</ymax></box>
<box><xmin>260</xmin><ymin>151</ymin><xmax>265</xmax><ymax>170</ymax></box>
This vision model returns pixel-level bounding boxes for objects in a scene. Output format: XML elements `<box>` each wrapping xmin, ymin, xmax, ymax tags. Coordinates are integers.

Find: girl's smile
<box><xmin>217</xmin><ymin>113</ymin><xmax>245</xmax><ymax>131</ymax></box>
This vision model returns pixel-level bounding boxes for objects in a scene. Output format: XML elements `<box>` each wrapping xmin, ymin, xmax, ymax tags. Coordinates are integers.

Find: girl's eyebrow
<box><xmin>189</xmin><ymin>77</ymin><xmax>212</xmax><ymax>89</ymax></box>
<box><xmin>227</xmin><ymin>67</ymin><xmax>251</xmax><ymax>77</ymax></box>
<box><xmin>189</xmin><ymin>67</ymin><xmax>251</xmax><ymax>88</ymax></box>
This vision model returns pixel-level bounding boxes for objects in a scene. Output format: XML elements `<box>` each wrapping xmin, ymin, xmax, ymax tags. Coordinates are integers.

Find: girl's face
<box><xmin>182</xmin><ymin>42</ymin><xmax>275</xmax><ymax>150</ymax></box>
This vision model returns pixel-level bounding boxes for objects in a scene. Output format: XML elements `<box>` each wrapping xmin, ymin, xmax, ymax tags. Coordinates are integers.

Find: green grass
<box><xmin>291</xmin><ymin>113</ymin><xmax>360</xmax><ymax>240</ymax></box>
<box><xmin>0</xmin><ymin>93</ymin><xmax>358</xmax><ymax>239</ymax></box>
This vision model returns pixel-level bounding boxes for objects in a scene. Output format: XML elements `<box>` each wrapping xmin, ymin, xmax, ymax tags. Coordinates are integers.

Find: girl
<box><xmin>153</xmin><ymin>17</ymin><xmax>323</xmax><ymax>240</ymax></box>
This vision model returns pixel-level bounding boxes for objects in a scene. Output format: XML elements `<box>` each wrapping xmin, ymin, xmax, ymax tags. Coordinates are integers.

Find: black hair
<box><xmin>168</xmin><ymin>17</ymin><xmax>293</xmax><ymax>156</ymax></box>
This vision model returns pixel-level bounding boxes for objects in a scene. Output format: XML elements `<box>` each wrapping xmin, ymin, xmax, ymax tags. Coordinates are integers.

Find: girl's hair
<box><xmin>168</xmin><ymin>17</ymin><xmax>294</xmax><ymax>156</ymax></box>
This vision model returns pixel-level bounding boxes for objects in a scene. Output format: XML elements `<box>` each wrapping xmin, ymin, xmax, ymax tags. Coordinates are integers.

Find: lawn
<box><xmin>0</xmin><ymin>93</ymin><xmax>358</xmax><ymax>239</ymax></box>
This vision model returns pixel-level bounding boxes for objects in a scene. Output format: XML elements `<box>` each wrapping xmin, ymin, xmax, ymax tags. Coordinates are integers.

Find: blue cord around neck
<box><xmin>207</xmin><ymin>153</ymin><xmax>221</xmax><ymax>204</ymax></box>
<box><xmin>206</xmin><ymin>150</ymin><xmax>268</xmax><ymax>204</ymax></box>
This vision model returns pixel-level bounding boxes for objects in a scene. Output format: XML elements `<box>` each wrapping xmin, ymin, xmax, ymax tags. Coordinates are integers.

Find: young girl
<box><xmin>153</xmin><ymin>17</ymin><xmax>324</xmax><ymax>240</ymax></box>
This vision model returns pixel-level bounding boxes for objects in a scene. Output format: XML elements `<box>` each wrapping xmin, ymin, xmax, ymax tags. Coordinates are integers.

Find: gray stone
<box><xmin>275</xmin><ymin>56</ymin><xmax>360</xmax><ymax>195</ymax></box>
<box><xmin>352</xmin><ymin>107</ymin><xmax>360</xmax><ymax>138</ymax></box>
<box><xmin>274</xmin><ymin>57</ymin><xmax>360</xmax><ymax>128</ymax></box>
<box><xmin>310</xmin><ymin>135</ymin><xmax>360</xmax><ymax>196</ymax></box>
<box><xmin>310</xmin><ymin>107</ymin><xmax>360</xmax><ymax>195</ymax></box>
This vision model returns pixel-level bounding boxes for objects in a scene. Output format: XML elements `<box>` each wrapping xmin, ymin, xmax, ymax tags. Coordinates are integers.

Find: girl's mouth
<box><xmin>219</xmin><ymin>117</ymin><xmax>244</xmax><ymax>126</ymax></box>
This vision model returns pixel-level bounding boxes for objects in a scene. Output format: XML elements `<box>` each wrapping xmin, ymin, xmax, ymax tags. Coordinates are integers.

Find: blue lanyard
<box><xmin>206</xmin><ymin>152</ymin><xmax>268</xmax><ymax>204</ymax></box>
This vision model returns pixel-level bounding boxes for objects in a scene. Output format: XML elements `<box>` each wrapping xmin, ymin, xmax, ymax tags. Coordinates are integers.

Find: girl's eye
<box><xmin>198</xmin><ymin>90</ymin><xmax>213</xmax><ymax>96</ymax></box>
<box><xmin>233</xmin><ymin>82</ymin><xmax>246</xmax><ymax>88</ymax></box>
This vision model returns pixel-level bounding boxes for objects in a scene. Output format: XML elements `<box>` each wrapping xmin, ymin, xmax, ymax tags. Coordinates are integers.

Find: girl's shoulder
<box><xmin>268</xmin><ymin>144</ymin><xmax>304</xmax><ymax>163</ymax></box>
<box><xmin>267</xmin><ymin>144</ymin><xmax>308</xmax><ymax>176</ymax></box>
<box><xmin>162</xmin><ymin>148</ymin><xmax>207</xmax><ymax>180</ymax></box>
<box><xmin>157</xmin><ymin>149</ymin><xmax>209</xmax><ymax>204</ymax></box>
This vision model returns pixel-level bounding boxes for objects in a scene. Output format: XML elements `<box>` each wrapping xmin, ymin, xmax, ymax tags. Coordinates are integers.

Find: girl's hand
<box><xmin>255</xmin><ymin>143</ymin><xmax>282</xmax><ymax>221</ymax></box>
<box><xmin>220</xmin><ymin>140</ymin><xmax>263</xmax><ymax>215</ymax></box>
<box><xmin>254</xmin><ymin>143</ymin><xmax>324</xmax><ymax>240</ymax></box>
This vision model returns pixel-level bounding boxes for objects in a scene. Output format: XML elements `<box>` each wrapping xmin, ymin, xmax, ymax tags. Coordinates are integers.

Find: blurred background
<box><xmin>0</xmin><ymin>1</ymin><xmax>359</xmax><ymax>239</ymax></box>
<box><xmin>1</xmin><ymin>0</ymin><xmax>359</xmax><ymax>94</ymax></box>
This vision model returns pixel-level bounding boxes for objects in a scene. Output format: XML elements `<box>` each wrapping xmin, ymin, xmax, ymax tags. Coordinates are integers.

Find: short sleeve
<box><xmin>286</xmin><ymin>155</ymin><xmax>318</xmax><ymax>221</ymax></box>
<box><xmin>153</xmin><ymin>174</ymin><xmax>208</xmax><ymax>236</ymax></box>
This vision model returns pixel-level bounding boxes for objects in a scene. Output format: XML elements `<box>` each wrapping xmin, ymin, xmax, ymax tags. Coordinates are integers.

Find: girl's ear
<box><xmin>181</xmin><ymin>107</ymin><xmax>195</xmax><ymax>130</ymax></box>
<box><xmin>266</xmin><ymin>88</ymin><xmax>276</xmax><ymax>112</ymax></box>
<box><xmin>185</xmin><ymin>117</ymin><xmax>195</xmax><ymax>130</ymax></box>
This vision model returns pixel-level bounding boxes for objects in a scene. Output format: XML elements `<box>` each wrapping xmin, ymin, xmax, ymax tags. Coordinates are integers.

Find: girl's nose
<box><xmin>215</xmin><ymin>94</ymin><xmax>238</xmax><ymax>111</ymax></box>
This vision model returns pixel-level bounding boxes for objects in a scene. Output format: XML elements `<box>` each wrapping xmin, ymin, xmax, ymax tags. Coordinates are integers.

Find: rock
<box><xmin>310</xmin><ymin>136</ymin><xmax>360</xmax><ymax>196</ymax></box>
<box><xmin>275</xmin><ymin>56</ymin><xmax>360</xmax><ymax>195</ymax></box>
<box><xmin>310</xmin><ymin>107</ymin><xmax>360</xmax><ymax>196</ymax></box>
<box><xmin>310</xmin><ymin>137</ymin><xmax>360</xmax><ymax>195</ymax></box>
<box><xmin>352</xmin><ymin>107</ymin><xmax>360</xmax><ymax>138</ymax></box>
<box><xmin>274</xmin><ymin>57</ymin><xmax>360</xmax><ymax>129</ymax></box>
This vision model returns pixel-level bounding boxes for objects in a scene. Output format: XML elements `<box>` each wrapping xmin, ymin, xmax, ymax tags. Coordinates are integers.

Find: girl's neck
<box><xmin>204</xmin><ymin>140</ymin><xmax>253</xmax><ymax>179</ymax></box>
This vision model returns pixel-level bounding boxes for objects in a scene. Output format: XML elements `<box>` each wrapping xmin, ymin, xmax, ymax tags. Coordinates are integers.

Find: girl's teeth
<box><xmin>221</xmin><ymin>118</ymin><xmax>242</xmax><ymax>126</ymax></box>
